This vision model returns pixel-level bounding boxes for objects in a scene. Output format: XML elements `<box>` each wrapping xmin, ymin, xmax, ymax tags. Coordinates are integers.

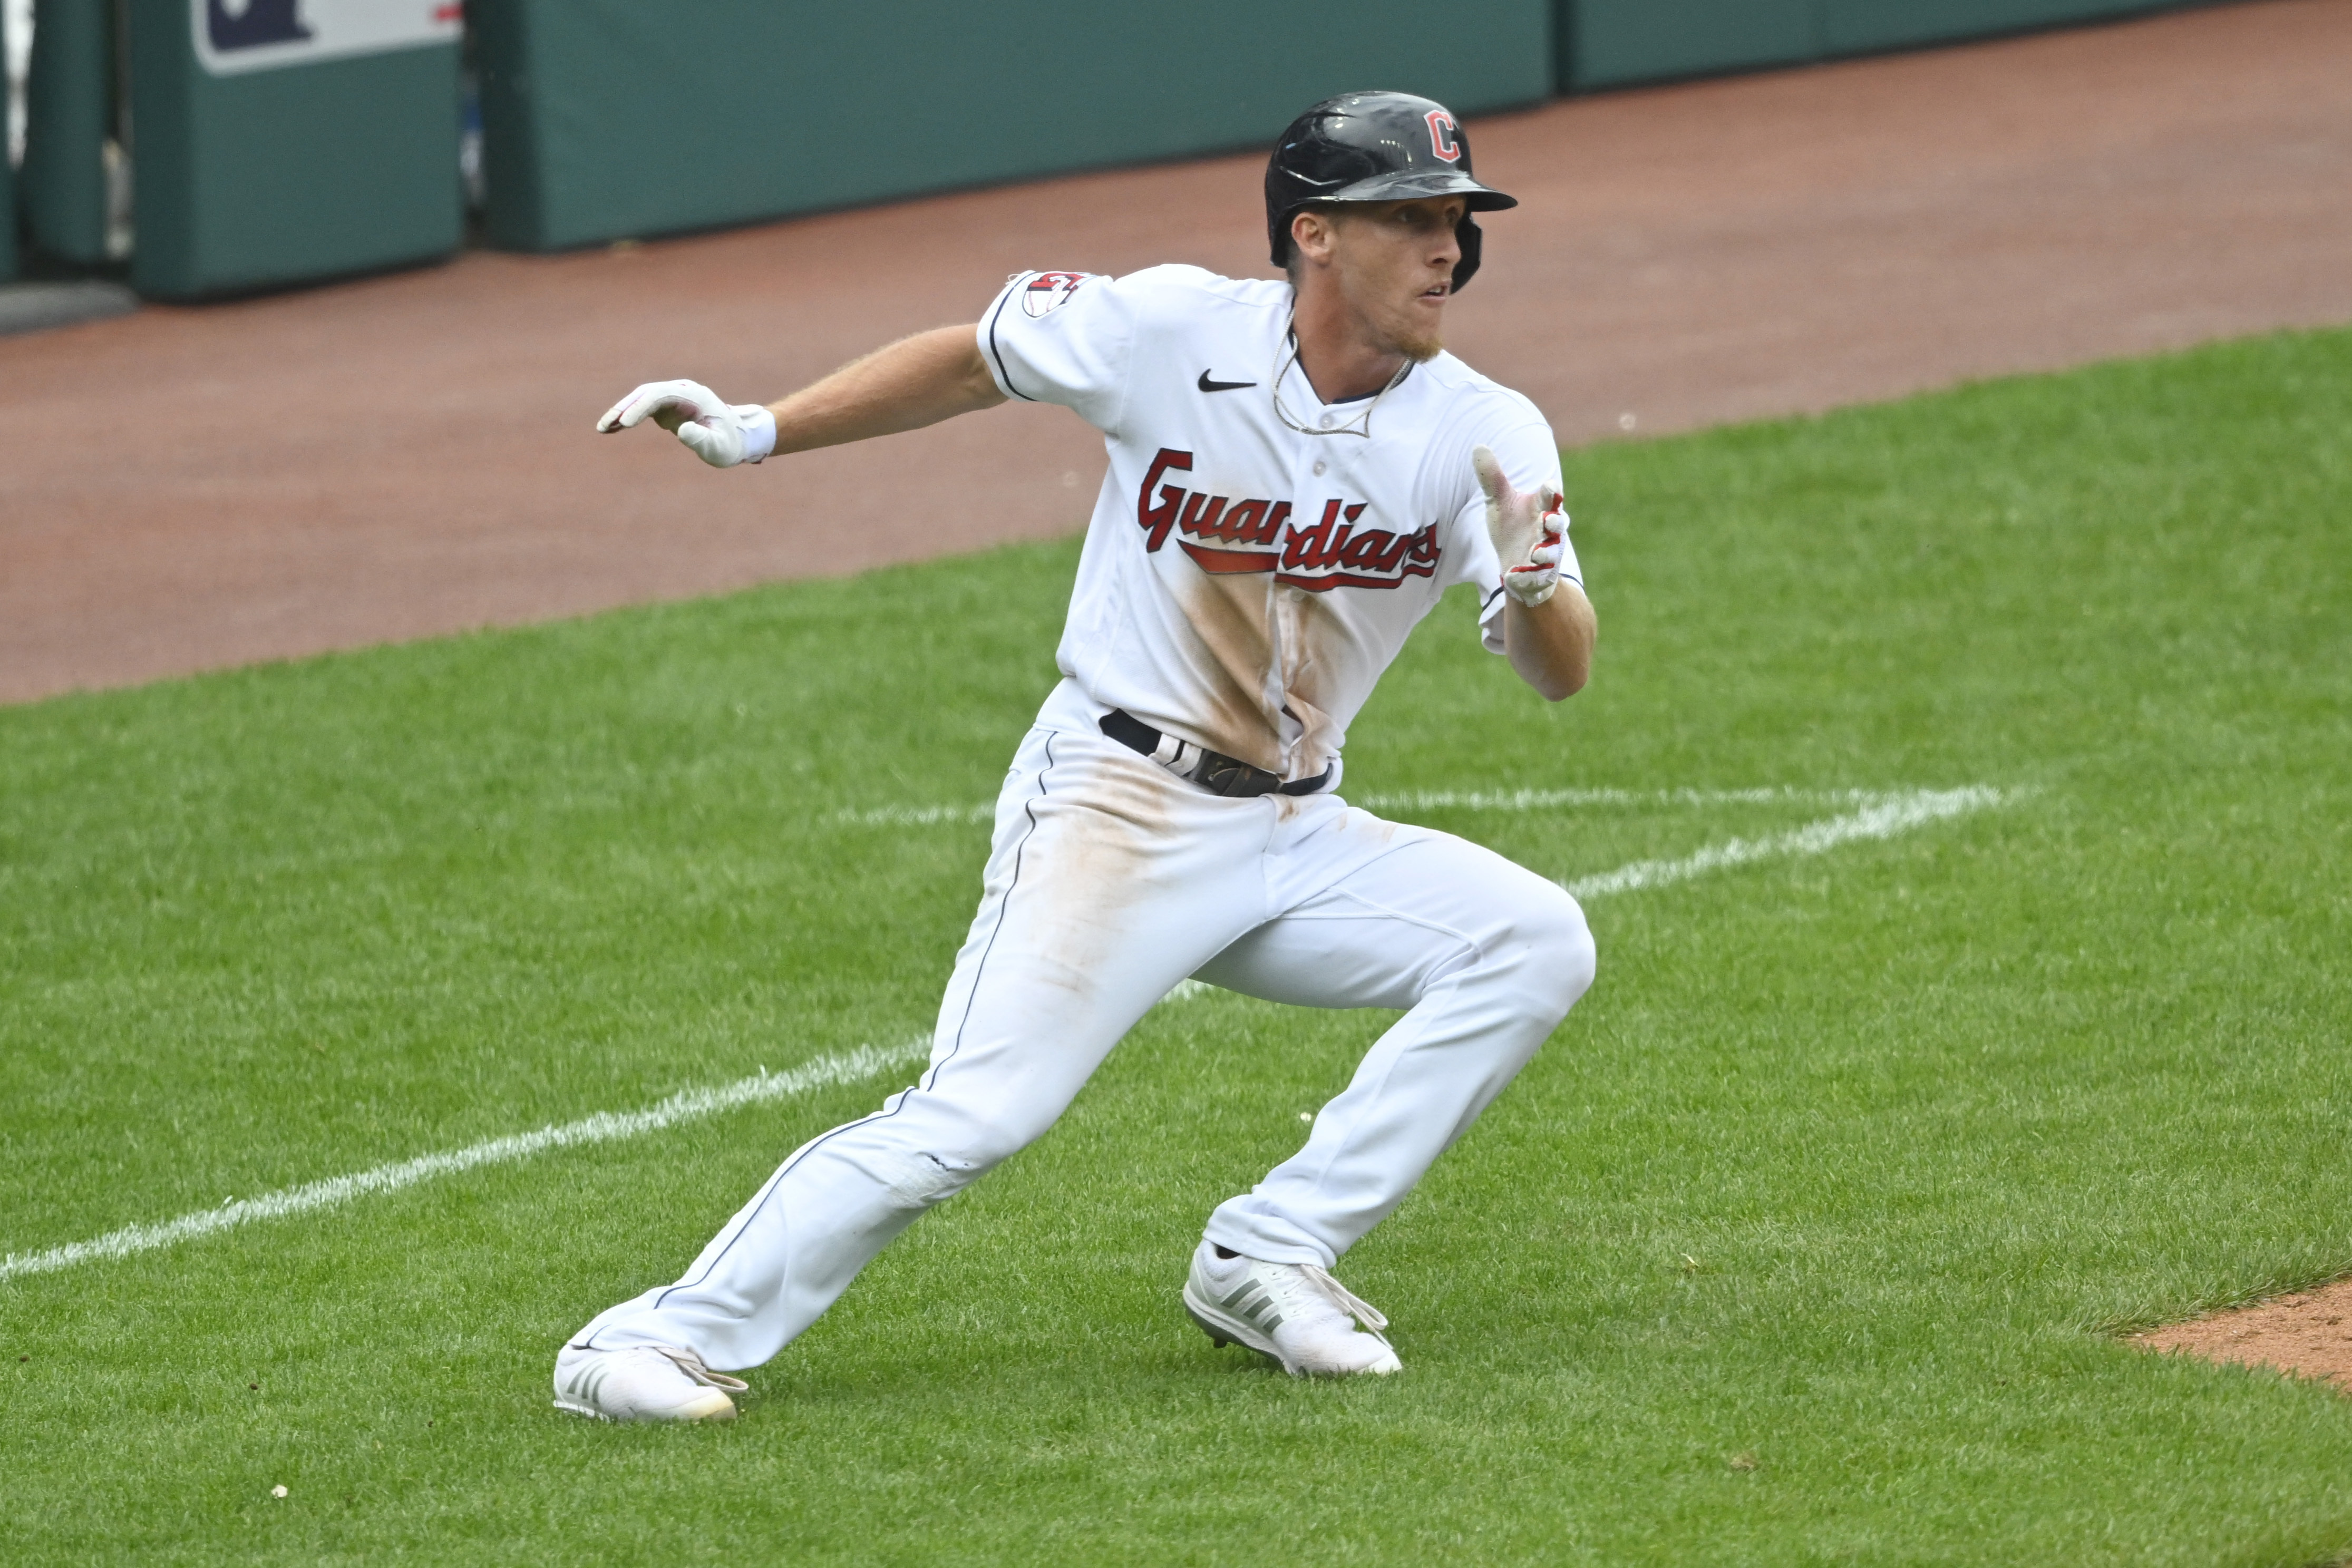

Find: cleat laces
<box><xmin>1298</xmin><ymin>1263</ymin><xmax>1391</xmax><ymax>1341</ymax></box>
<box><xmin>652</xmin><ymin>1346</ymin><xmax>748</xmax><ymax>1393</ymax></box>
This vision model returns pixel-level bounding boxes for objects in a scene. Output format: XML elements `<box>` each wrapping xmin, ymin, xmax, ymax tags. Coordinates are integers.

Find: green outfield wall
<box><xmin>6</xmin><ymin>1</ymin><xmax>2241</xmax><ymax>299</ymax></box>
<box><xmin>1559</xmin><ymin>0</ymin><xmax>2222</xmax><ymax>89</ymax></box>
<box><xmin>119</xmin><ymin>0</ymin><xmax>464</xmax><ymax>299</ymax></box>
<box><xmin>23</xmin><ymin>0</ymin><xmax>116</xmax><ymax>266</ymax></box>
<box><xmin>1</xmin><ymin>0</ymin><xmax>15</xmax><ymax>284</ymax></box>
<box><xmin>469</xmin><ymin>0</ymin><xmax>1554</xmax><ymax>254</ymax></box>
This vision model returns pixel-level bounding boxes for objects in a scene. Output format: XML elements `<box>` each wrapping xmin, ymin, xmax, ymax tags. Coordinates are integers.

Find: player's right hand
<box><xmin>595</xmin><ymin>378</ymin><xmax>776</xmax><ymax>468</ymax></box>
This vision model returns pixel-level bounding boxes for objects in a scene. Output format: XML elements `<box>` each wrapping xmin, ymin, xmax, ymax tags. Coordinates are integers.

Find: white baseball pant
<box><xmin>573</xmin><ymin>679</ymin><xmax>1596</xmax><ymax>1370</ymax></box>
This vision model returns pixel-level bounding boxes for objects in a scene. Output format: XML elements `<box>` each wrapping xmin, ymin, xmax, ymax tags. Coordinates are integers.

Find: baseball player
<box><xmin>555</xmin><ymin>91</ymin><xmax>1597</xmax><ymax>1421</ymax></box>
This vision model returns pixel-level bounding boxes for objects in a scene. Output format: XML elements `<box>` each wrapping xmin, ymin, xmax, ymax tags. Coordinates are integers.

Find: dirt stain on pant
<box><xmin>1009</xmin><ymin>749</ymin><xmax>1184</xmax><ymax>1000</ymax></box>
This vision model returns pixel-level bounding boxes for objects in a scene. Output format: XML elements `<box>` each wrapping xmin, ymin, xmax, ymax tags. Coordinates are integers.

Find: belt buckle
<box><xmin>1099</xmin><ymin>709</ymin><xmax>1291</xmax><ymax>799</ymax></box>
<box><xmin>1191</xmin><ymin>753</ymin><xmax>1275</xmax><ymax>798</ymax></box>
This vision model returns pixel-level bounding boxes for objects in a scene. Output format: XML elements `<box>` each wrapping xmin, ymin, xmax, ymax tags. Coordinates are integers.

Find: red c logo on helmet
<box><xmin>1425</xmin><ymin>110</ymin><xmax>1461</xmax><ymax>163</ymax></box>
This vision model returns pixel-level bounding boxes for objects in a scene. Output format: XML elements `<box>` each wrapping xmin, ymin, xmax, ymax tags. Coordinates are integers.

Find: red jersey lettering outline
<box><xmin>1145</xmin><ymin>452</ymin><xmax>1439</xmax><ymax>589</ymax></box>
<box><xmin>1137</xmin><ymin>449</ymin><xmax>1194</xmax><ymax>551</ymax></box>
<box><xmin>1278</xmin><ymin>507</ymin><xmax>1440</xmax><ymax>592</ymax></box>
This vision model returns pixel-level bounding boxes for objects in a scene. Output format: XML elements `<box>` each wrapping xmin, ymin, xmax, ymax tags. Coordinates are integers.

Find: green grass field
<box><xmin>4</xmin><ymin>325</ymin><xmax>2350</xmax><ymax>1565</ymax></box>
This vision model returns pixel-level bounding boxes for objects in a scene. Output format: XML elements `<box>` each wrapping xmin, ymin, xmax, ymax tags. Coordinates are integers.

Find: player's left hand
<box><xmin>1473</xmin><ymin>444</ymin><xmax>1569</xmax><ymax>607</ymax></box>
<box><xmin>596</xmin><ymin>378</ymin><xmax>777</xmax><ymax>468</ymax></box>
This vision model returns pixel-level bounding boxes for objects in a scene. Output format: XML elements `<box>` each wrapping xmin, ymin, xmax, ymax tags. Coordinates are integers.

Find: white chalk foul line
<box><xmin>1161</xmin><ymin>787</ymin><xmax>2014</xmax><ymax>1004</ymax></box>
<box><xmin>7</xmin><ymin>785</ymin><xmax>2017</xmax><ymax>1283</ymax></box>
<box><xmin>1558</xmin><ymin>785</ymin><xmax>2009</xmax><ymax>901</ymax></box>
<box><xmin>837</xmin><ymin>785</ymin><xmax>1897</xmax><ymax>829</ymax></box>
<box><xmin>1356</xmin><ymin>786</ymin><xmax>1897</xmax><ymax>814</ymax></box>
<box><xmin>0</xmin><ymin>1040</ymin><xmax>928</xmax><ymax>1284</ymax></box>
<box><xmin>843</xmin><ymin>802</ymin><xmax>997</xmax><ymax>826</ymax></box>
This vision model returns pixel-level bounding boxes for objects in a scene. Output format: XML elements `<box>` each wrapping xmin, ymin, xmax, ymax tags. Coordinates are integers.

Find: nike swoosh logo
<box><xmin>1197</xmin><ymin>371</ymin><xmax>1256</xmax><ymax>393</ymax></box>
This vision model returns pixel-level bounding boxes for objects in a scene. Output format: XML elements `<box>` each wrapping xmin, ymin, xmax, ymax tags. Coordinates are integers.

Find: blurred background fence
<box><xmin>3</xmin><ymin>0</ymin><xmax>2239</xmax><ymax>297</ymax></box>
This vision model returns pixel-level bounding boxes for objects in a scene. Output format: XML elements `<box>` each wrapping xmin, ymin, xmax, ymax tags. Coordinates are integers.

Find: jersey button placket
<box><xmin>1284</xmin><ymin>431</ymin><xmax>1320</xmax><ymax>607</ymax></box>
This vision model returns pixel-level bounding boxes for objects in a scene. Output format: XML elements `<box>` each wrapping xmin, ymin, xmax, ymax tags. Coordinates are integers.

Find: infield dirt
<box><xmin>3</xmin><ymin>0</ymin><xmax>2348</xmax><ymax>703</ymax></box>
<box><xmin>2138</xmin><ymin>1283</ymin><xmax>2352</xmax><ymax>1395</ymax></box>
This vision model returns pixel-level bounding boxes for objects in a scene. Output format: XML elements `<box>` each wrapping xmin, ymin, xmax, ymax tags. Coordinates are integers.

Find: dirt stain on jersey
<box><xmin>1174</xmin><ymin>572</ymin><xmax>1283</xmax><ymax>772</ymax></box>
<box><xmin>1275</xmin><ymin>587</ymin><xmax>1377</xmax><ymax>781</ymax></box>
<box><xmin>1165</xmin><ymin>575</ymin><xmax>1393</xmax><ymax>783</ymax></box>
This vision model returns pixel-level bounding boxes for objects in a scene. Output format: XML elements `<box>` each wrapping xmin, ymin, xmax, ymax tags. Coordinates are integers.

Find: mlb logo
<box><xmin>193</xmin><ymin>0</ymin><xmax>462</xmax><ymax>77</ymax></box>
<box><xmin>207</xmin><ymin>0</ymin><xmax>312</xmax><ymax>50</ymax></box>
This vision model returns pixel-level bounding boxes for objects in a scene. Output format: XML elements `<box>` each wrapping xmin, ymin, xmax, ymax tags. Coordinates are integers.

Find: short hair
<box><xmin>1281</xmin><ymin>201</ymin><xmax>1347</xmax><ymax>285</ymax></box>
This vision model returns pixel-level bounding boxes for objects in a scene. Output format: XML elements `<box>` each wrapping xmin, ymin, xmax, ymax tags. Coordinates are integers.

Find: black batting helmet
<box><xmin>1265</xmin><ymin>90</ymin><xmax>1517</xmax><ymax>293</ymax></box>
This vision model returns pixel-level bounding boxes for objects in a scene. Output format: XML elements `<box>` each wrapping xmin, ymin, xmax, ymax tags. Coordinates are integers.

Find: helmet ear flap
<box><xmin>1451</xmin><ymin>215</ymin><xmax>1483</xmax><ymax>293</ymax></box>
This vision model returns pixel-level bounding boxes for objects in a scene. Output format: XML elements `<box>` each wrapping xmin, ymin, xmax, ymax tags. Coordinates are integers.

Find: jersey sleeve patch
<box><xmin>1019</xmin><ymin>271</ymin><xmax>1094</xmax><ymax>317</ymax></box>
<box><xmin>980</xmin><ymin>269</ymin><xmax>1130</xmax><ymax>424</ymax></box>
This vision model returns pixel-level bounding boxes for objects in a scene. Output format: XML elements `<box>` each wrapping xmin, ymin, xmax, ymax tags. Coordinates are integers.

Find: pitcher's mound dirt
<box><xmin>2135</xmin><ymin>1279</ymin><xmax>2352</xmax><ymax>1393</ymax></box>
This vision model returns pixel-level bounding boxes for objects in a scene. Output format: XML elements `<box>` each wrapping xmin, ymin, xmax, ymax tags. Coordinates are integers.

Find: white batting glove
<box><xmin>1473</xmin><ymin>444</ymin><xmax>1571</xmax><ymax>608</ymax></box>
<box><xmin>595</xmin><ymin>378</ymin><xmax>777</xmax><ymax>468</ymax></box>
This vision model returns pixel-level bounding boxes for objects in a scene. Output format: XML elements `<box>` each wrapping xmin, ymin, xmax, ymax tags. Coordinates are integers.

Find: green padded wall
<box><xmin>1818</xmin><ymin>0</ymin><xmax>2166</xmax><ymax>54</ymax></box>
<box><xmin>0</xmin><ymin>1</ymin><xmax>13</xmax><ymax>283</ymax></box>
<box><xmin>23</xmin><ymin>0</ymin><xmax>116</xmax><ymax>266</ymax></box>
<box><xmin>1561</xmin><ymin>1</ymin><xmax>2218</xmax><ymax>90</ymax></box>
<box><xmin>1564</xmin><ymin>0</ymin><xmax>1816</xmax><ymax>91</ymax></box>
<box><xmin>123</xmin><ymin>0</ymin><xmax>463</xmax><ymax>299</ymax></box>
<box><xmin>472</xmin><ymin>0</ymin><xmax>1554</xmax><ymax>254</ymax></box>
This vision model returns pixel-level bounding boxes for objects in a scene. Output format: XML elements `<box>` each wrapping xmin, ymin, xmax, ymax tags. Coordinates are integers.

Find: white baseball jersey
<box><xmin>978</xmin><ymin>265</ymin><xmax>1579</xmax><ymax>783</ymax></box>
<box><xmin>568</xmin><ymin>265</ymin><xmax>1601</xmax><ymax>1378</ymax></box>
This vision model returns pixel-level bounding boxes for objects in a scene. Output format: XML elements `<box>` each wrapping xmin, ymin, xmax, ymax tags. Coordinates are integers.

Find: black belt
<box><xmin>1099</xmin><ymin>709</ymin><xmax>1334</xmax><ymax>800</ymax></box>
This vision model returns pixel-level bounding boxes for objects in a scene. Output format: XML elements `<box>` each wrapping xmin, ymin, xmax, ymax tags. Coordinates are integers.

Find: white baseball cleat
<box><xmin>1182</xmin><ymin>1240</ymin><xmax>1403</xmax><ymax>1377</ymax></box>
<box><xmin>552</xmin><ymin>1343</ymin><xmax>748</xmax><ymax>1422</ymax></box>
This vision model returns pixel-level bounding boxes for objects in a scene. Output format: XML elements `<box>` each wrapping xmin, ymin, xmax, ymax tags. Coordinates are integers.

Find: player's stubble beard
<box><xmin>1295</xmin><ymin>200</ymin><xmax>1461</xmax><ymax>380</ymax></box>
<box><xmin>1389</xmin><ymin>317</ymin><xmax>1445</xmax><ymax>365</ymax></box>
<box><xmin>1329</xmin><ymin>236</ymin><xmax>1449</xmax><ymax>366</ymax></box>
<box><xmin>1335</xmin><ymin>272</ymin><xmax>1445</xmax><ymax>366</ymax></box>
